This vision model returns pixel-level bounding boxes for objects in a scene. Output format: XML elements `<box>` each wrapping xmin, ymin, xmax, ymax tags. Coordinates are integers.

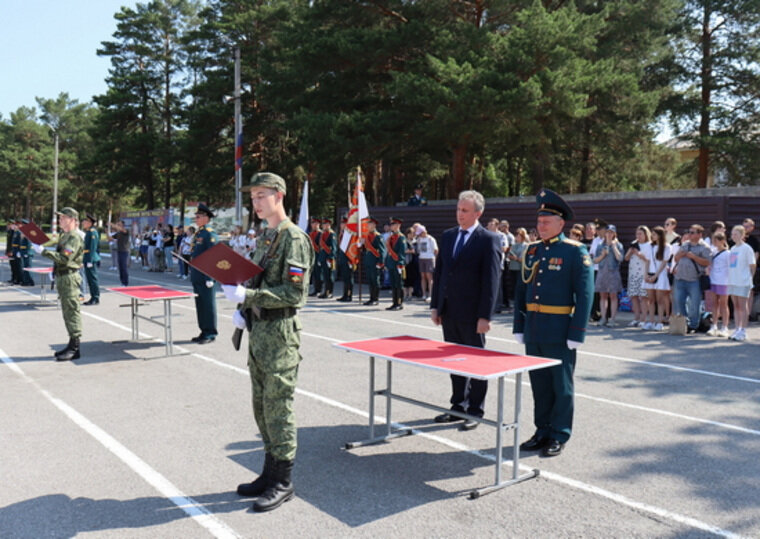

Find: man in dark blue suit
<box><xmin>430</xmin><ymin>190</ymin><xmax>502</xmax><ymax>431</ymax></box>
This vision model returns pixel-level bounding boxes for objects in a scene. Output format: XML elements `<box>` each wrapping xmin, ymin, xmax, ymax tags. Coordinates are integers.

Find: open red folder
<box><xmin>179</xmin><ymin>243</ymin><xmax>263</xmax><ymax>285</ymax></box>
<box><xmin>18</xmin><ymin>221</ymin><xmax>51</xmax><ymax>245</ymax></box>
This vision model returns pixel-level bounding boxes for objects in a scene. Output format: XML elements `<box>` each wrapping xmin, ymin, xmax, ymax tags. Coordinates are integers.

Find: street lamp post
<box><xmin>52</xmin><ymin>131</ymin><xmax>59</xmax><ymax>235</ymax></box>
<box><xmin>234</xmin><ymin>46</ymin><xmax>243</xmax><ymax>226</ymax></box>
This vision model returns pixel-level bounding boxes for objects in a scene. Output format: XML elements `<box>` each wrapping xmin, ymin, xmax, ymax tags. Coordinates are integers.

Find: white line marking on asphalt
<box><xmin>0</xmin><ymin>349</ymin><xmax>242</xmax><ymax>539</ymax></box>
<box><xmin>76</xmin><ymin>314</ymin><xmax>742</xmax><ymax>539</ymax></box>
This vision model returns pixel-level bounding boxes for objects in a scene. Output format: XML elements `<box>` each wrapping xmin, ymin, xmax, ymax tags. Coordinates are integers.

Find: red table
<box><xmin>108</xmin><ymin>285</ymin><xmax>195</xmax><ymax>357</ymax></box>
<box><xmin>24</xmin><ymin>266</ymin><xmax>56</xmax><ymax>305</ymax></box>
<box><xmin>334</xmin><ymin>335</ymin><xmax>560</xmax><ymax>498</ymax></box>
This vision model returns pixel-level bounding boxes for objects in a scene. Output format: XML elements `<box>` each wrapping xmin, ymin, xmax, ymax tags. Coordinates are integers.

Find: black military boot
<box><xmin>393</xmin><ymin>289</ymin><xmax>404</xmax><ymax>310</ymax></box>
<box><xmin>53</xmin><ymin>339</ymin><xmax>73</xmax><ymax>358</ymax></box>
<box><xmin>56</xmin><ymin>338</ymin><xmax>80</xmax><ymax>361</ymax></box>
<box><xmin>237</xmin><ymin>453</ymin><xmax>273</xmax><ymax>497</ymax></box>
<box><xmin>252</xmin><ymin>458</ymin><xmax>294</xmax><ymax>512</ymax></box>
<box><xmin>363</xmin><ymin>286</ymin><xmax>376</xmax><ymax>306</ymax></box>
<box><xmin>386</xmin><ymin>289</ymin><xmax>399</xmax><ymax>310</ymax></box>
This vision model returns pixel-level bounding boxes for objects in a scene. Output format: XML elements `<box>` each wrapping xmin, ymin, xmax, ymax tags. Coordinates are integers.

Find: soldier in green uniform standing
<box><xmin>18</xmin><ymin>219</ymin><xmax>35</xmax><ymax>286</ymax></box>
<box><xmin>385</xmin><ymin>217</ymin><xmax>407</xmax><ymax>310</ymax></box>
<box><xmin>513</xmin><ymin>189</ymin><xmax>593</xmax><ymax>457</ymax></box>
<box><xmin>190</xmin><ymin>203</ymin><xmax>218</xmax><ymax>344</ymax></box>
<box><xmin>308</xmin><ymin>217</ymin><xmax>322</xmax><ymax>296</ymax></box>
<box><xmin>82</xmin><ymin>213</ymin><xmax>101</xmax><ymax>305</ymax></box>
<box><xmin>317</xmin><ymin>218</ymin><xmax>336</xmax><ymax>298</ymax></box>
<box><xmin>335</xmin><ymin>217</ymin><xmax>354</xmax><ymax>302</ymax></box>
<box><xmin>362</xmin><ymin>217</ymin><xmax>386</xmax><ymax>306</ymax></box>
<box><xmin>222</xmin><ymin>172</ymin><xmax>313</xmax><ymax>513</ymax></box>
<box><xmin>32</xmin><ymin>207</ymin><xmax>84</xmax><ymax>361</ymax></box>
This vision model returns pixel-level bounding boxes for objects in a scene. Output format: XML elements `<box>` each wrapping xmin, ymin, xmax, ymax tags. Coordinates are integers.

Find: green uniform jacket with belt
<box><xmin>83</xmin><ymin>228</ymin><xmax>101</xmax><ymax>265</ymax></box>
<box><xmin>362</xmin><ymin>231</ymin><xmax>387</xmax><ymax>282</ymax></box>
<box><xmin>243</xmin><ymin>218</ymin><xmax>314</xmax><ymax>370</ymax></box>
<box><xmin>513</xmin><ymin>234</ymin><xmax>594</xmax><ymax>344</ymax></box>
<box><xmin>42</xmin><ymin>231</ymin><xmax>84</xmax><ymax>274</ymax></box>
<box><xmin>190</xmin><ymin>225</ymin><xmax>218</xmax><ymax>283</ymax></box>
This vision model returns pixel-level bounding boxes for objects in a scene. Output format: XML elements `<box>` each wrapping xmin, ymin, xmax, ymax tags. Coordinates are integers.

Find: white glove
<box><xmin>513</xmin><ymin>333</ymin><xmax>524</xmax><ymax>344</ymax></box>
<box><xmin>232</xmin><ymin>309</ymin><xmax>247</xmax><ymax>329</ymax></box>
<box><xmin>32</xmin><ymin>244</ymin><xmax>43</xmax><ymax>254</ymax></box>
<box><xmin>86</xmin><ymin>262</ymin><xmax>93</xmax><ymax>268</ymax></box>
<box><xmin>567</xmin><ymin>339</ymin><xmax>582</xmax><ymax>350</ymax></box>
<box><xmin>222</xmin><ymin>284</ymin><xmax>246</xmax><ymax>303</ymax></box>
<box><xmin>205</xmin><ymin>280</ymin><xmax>215</xmax><ymax>288</ymax></box>
<box><xmin>16</xmin><ymin>252</ymin><xmax>21</xmax><ymax>258</ymax></box>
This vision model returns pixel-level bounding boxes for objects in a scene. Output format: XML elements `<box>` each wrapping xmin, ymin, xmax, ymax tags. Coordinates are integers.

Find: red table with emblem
<box><xmin>334</xmin><ymin>335</ymin><xmax>561</xmax><ymax>498</ymax></box>
<box><xmin>108</xmin><ymin>285</ymin><xmax>195</xmax><ymax>357</ymax></box>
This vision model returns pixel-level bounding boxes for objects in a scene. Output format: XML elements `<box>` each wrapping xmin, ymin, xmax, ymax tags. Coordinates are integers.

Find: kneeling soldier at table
<box><xmin>32</xmin><ymin>207</ymin><xmax>85</xmax><ymax>361</ymax></box>
<box><xmin>222</xmin><ymin>172</ymin><xmax>314</xmax><ymax>512</ymax></box>
<box><xmin>513</xmin><ymin>189</ymin><xmax>593</xmax><ymax>457</ymax></box>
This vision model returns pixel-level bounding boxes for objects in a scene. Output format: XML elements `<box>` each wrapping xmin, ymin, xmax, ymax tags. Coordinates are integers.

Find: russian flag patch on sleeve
<box><xmin>288</xmin><ymin>266</ymin><xmax>305</xmax><ymax>283</ymax></box>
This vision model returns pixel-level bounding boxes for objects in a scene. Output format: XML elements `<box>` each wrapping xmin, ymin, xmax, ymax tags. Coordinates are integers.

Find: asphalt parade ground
<box><xmin>1</xmin><ymin>259</ymin><xmax>759</xmax><ymax>538</ymax></box>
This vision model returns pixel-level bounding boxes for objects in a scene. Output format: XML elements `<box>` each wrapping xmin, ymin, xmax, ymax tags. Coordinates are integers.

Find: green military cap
<box><xmin>56</xmin><ymin>207</ymin><xmax>79</xmax><ymax>219</ymax></box>
<box><xmin>241</xmin><ymin>172</ymin><xmax>287</xmax><ymax>194</ymax></box>
<box><xmin>536</xmin><ymin>188</ymin><xmax>573</xmax><ymax>221</ymax></box>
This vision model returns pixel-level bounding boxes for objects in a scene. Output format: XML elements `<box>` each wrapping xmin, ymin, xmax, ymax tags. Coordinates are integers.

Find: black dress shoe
<box><xmin>83</xmin><ymin>298</ymin><xmax>99</xmax><ymax>305</ymax></box>
<box><xmin>196</xmin><ymin>337</ymin><xmax>215</xmax><ymax>345</ymax></box>
<box><xmin>542</xmin><ymin>439</ymin><xmax>564</xmax><ymax>457</ymax></box>
<box><xmin>434</xmin><ymin>413</ymin><xmax>462</xmax><ymax>423</ymax></box>
<box><xmin>460</xmin><ymin>419</ymin><xmax>479</xmax><ymax>431</ymax></box>
<box><xmin>191</xmin><ymin>334</ymin><xmax>204</xmax><ymax>343</ymax></box>
<box><xmin>519</xmin><ymin>434</ymin><xmax>549</xmax><ymax>451</ymax></box>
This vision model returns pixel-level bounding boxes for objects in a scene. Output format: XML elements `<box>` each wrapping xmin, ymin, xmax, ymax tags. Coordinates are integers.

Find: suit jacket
<box><xmin>430</xmin><ymin>224</ymin><xmax>502</xmax><ymax>322</ymax></box>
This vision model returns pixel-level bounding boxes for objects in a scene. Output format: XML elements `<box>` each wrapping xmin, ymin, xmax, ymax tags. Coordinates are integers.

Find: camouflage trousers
<box><xmin>57</xmin><ymin>272</ymin><xmax>82</xmax><ymax>339</ymax></box>
<box><xmin>248</xmin><ymin>316</ymin><xmax>302</xmax><ymax>461</ymax></box>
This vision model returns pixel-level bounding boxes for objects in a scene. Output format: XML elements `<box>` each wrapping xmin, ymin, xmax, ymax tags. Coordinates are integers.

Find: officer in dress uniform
<box><xmin>317</xmin><ymin>218</ymin><xmax>336</xmax><ymax>298</ymax></box>
<box><xmin>513</xmin><ymin>189</ymin><xmax>593</xmax><ymax>457</ymax></box>
<box><xmin>222</xmin><ymin>172</ymin><xmax>314</xmax><ymax>512</ymax></box>
<box><xmin>82</xmin><ymin>213</ymin><xmax>101</xmax><ymax>305</ymax></box>
<box><xmin>18</xmin><ymin>219</ymin><xmax>35</xmax><ymax>286</ymax></box>
<box><xmin>5</xmin><ymin>222</ymin><xmax>16</xmax><ymax>283</ymax></box>
<box><xmin>190</xmin><ymin>203</ymin><xmax>218</xmax><ymax>344</ymax></box>
<box><xmin>9</xmin><ymin>221</ymin><xmax>23</xmax><ymax>285</ymax></box>
<box><xmin>407</xmin><ymin>184</ymin><xmax>428</xmax><ymax>207</ymax></box>
<box><xmin>335</xmin><ymin>217</ymin><xmax>355</xmax><ymax>302</ymax></box>
<box><xmin>362</xmin><ymin>217</ymin><xmax>386</xmax><ymax>306</ymax></box>
<box><xmin>308</xmin><ymin>217</ymin><xmax>322</xmax><ymax>296</ymax></box>
<box><xmin>32</xmin><ymin>208</ymin><xmax>84</xmax><ymax>361</ymax></box>
<box><xmin>385</xmin><ymin>217</ymin><xmax>407</xmax><ymax>310</ymax></box>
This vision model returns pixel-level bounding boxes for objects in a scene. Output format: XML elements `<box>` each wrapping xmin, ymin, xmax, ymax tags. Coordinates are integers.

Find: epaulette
<box><xmin>562</xmin><ymin>238</ymin><xmax>582</xmax><ymax>246</ymax></box>
<box><xmin>206</xmin><ymin>227</ymin><xmax>214</xmax><ymax>232</ymax></box>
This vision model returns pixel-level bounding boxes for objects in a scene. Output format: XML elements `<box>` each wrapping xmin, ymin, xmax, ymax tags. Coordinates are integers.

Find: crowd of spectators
<box><xmin>583</xmin><ymin>217</ymin><xmax>758</xmax><ymax>341</ymax></box>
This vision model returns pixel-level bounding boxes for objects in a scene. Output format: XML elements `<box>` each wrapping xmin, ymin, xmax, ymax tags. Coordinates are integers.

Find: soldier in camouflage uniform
<box><xmin>32</xmin><ymin>207</ymin><xmax>84</xmax><ymax>361</ymax></box>
<box><xmin>222</xmin><ymin>172</ymin><xmax>314</xmax><ymax>513</ymax></box>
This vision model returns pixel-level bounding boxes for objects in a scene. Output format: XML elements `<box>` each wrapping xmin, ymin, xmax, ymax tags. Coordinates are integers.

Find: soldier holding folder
<box><xmin>222</xmin><ymin>172</ymin><xmax>313</xmax><ymax>513</ymax></box>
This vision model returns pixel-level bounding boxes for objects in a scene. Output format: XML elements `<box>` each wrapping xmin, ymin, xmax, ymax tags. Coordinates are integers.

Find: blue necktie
<box><xmin>453</xmin><ymin>229</ymin><xmax>468</xmax><ymax>258</ymax></box>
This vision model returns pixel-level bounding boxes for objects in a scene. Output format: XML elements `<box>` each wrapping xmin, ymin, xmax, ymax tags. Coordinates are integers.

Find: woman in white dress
<box><xmin>641</xmin><ymin>226</ymin><xmax>672</xmax><ymax>330</ymax></box>
<box><xmin>624</xmin><ymin>226</ymin><xmax>651</xmax><ymax>327</ymax></box>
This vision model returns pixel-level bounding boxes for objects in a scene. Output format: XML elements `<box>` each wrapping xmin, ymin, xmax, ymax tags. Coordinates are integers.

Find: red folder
<box><xmin>18</xmin><ymin>221</ymin><xmax>51</xmax><ymax>244</ymax></box>
<box><xmin>186</xmin><ymin>243</ymin><xmax>263</xmax><ymax>285</ymax></box>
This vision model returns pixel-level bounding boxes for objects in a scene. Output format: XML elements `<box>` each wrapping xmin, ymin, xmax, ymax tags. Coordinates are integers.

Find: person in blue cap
<box><xmin>190</xmin><ymin>203</ymin><xmax>218</xmax><ymax>344</ymax></box>
<box><xmin>513</xmin><ymin>188</ymin><xmax>594</xmax><ymax>457</ymax></box>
